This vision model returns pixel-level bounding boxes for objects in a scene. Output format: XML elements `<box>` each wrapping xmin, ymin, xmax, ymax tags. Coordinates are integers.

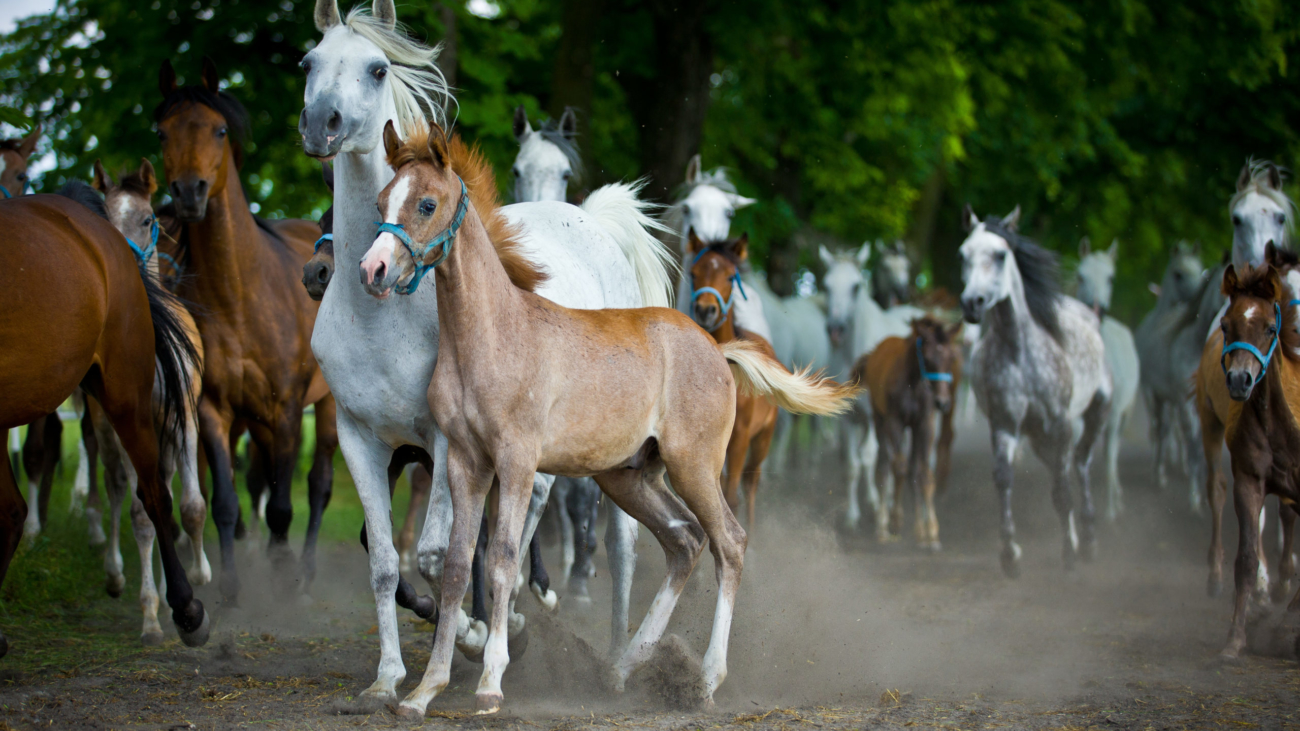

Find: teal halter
<box><xmin>0</xmin><ymin>185</ymin><xmax>10</xmax><ymax>199</ymax></box>
<box><xmin>375</xmin><ymin>176</ymin><xmax>468</xmax><ymax>295</ymax></box>
<box><xmin>314</xmin><ymin>233</ymin><xmax>333</xmax><ymax>253</ymax></box>
<box><xmin>689</xmin><ymin>248</ymin><xmax>747</xmax><ymax>332</ymax></box>
<box><xmin>125</xmin><ymin>217</ymin><xmax>161</xmax><ymax>270</ymax></box>
<box><xmin>916</xmin><ymin>337</ymin><xmax>953</xmax><ymax>383</ymax></box>
<box><xmin>1221</xmin><ymin>301</ymin><xmax>1281</xmax><ymax>388</ymax></box>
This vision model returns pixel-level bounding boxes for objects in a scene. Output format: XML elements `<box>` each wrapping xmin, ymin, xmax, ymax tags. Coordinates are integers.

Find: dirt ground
<box><xmin>3</xmin><ymin>413</ymin><xmax>1300</xmax><ymax>730</ymax></box>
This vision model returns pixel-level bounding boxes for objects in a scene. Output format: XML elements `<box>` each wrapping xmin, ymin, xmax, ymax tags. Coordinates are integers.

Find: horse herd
<box><xmin>0</xmin><ymin>0</ymin><xmax>1298</xmax><ymax>717</ymax></box>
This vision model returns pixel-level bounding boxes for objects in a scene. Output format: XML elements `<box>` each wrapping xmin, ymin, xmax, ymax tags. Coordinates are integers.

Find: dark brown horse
<box><xmin>0</xmin><ymin>189</ymin><xmax>206</xmax><ymax>657</ymax></box>
<box><xmin>156</xmin><ymin>57</ymin><xmax>337</xmax><ymax>602</ymax></box>
<box><xmin>852</xmin><ymin>316</ymin><xmax>962</xmax><ymax>551</ymax></box>
<box><xmin>0</xmin><ymin>124</ymin><xmax>40</xmax><ymax>199</ymax></box>
<box><xmin>687</xmin><ymin>230</ymin><xmax>779</xmax><ymax>529</ymax></box>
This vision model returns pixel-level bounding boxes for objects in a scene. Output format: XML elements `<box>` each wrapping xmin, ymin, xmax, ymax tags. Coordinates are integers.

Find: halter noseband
<box><xmin>916</xmin><ymin>337</ymin><xmax>953</xmax><ymax>383</ymax></box>
<box><xmin>1221</xmin><ymin>301</ymin><xmax>1282</xmax><ymax>388</ymax></box>
<box><xmin>689</xmin><ymin>247</ymin><xmax>747</xmax><ymax>332</ymax></box>
<box><xmin>375</xmin><ymin>176</ymin><xmax>468</xmax><ymax>295</ymax></box>
<box><xmin>125</xmin><ymin>217</ymin><xmax>161</xmax><ymax>270</ymax></box>
<box><xmin>314</xmin><ymin>233</ymin><xmax>333</xmax><ymax>253</ymax></box>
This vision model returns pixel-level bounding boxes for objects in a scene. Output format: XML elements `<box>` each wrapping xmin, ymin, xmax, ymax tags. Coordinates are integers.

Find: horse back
<box><xmin>857</xmin><ymin>335</ymin><xmax>908</xmax><ymax>416</ymax></box>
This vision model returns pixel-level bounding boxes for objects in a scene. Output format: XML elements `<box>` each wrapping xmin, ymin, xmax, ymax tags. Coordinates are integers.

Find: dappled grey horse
<box><xmin>959</xmin><ymin>205</ymin><xmax>1111</xmax><ymax>577</ymax></box>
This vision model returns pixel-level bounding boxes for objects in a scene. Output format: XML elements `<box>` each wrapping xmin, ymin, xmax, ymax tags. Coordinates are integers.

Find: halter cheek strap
<box><xmin>689</xmin><ymin>248</ymin><xmax>748</xmax><ymax>332</ymax></box>
<box><xmin>916</xmin><ymin>338</ymin><xmax>953</xmax><ymax>383</ymax></box>
<box><xmin>124</xmin><ymin>217</ymin><xmax>161</xmax><ymax>270</ymax></box>
<box><xmin>1221</xmin><ymin>302</ymin><xmax>1282</xmax><ymax>387</ymax></box>
<box><xmin>0</xmin><ymin>185</ymin><xmax>10</xmax><ymax>199</ymax></box>
<box><xmin>375</xmin><ymin>176</ymin><xmax>468</xmax><ymax>296</ymax></box>
<box><xmin>314</xmin><ymin>233</ymin><xmax>333</xmax><ymax>253</ymax></box>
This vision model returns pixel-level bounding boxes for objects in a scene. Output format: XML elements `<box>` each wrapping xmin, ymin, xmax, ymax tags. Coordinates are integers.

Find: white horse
<box><xmin>510</xmin><ymin>105</ymin><xmax>579</xmax><ymax>204</ymax></box>
<box><xmin>1231</xmin><ymin>159</ymin><xmax>1295</xmax><ymax>272</ymax></box>
<box><xmin>1074</xmin><ymin>238</ymin><xmax>1140</xmax><ymax>522</ymax></box>
<box><xmin>755</xmin><ymin>277</ymin><xmax>833</xmax><ymax>471</ymax></box>
<box><xmin>960</xmin><ymin>205</ymin><xmax>1111</xmax><ymax>577</ymax></box>
<box><xmin>820</xmin><ymin>243</ymin><xmax>924</xmax><ymax>536</ymax></box>
<box><xmin>300</xmin><ymin>0</ymin><xmax>675</xmax><ymax>711</ymax></box>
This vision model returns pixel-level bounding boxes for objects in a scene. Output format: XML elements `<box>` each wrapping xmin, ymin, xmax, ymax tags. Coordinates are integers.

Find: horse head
<box><xmin>93</xmin><ymin>158</ymin><xmax>161</xmax><ymax>279</ymax></box>
<box><xmin>911</xmin><ymin>316</ymin><xmax>963</xmax><ymax>413</ymax></box>
<box><xmin>302</xmin><ymin>161</ymin><xmax>336</xmax><ymax>300</ymax></box>
<box><xmin>820</xmin><ymin>243</ymin><xmax>871</xmax><ymax>347</ymax></box>
<box><xmin>155</xmin><ymin>57</ymin><xmax>247</xmax><ymax>221</ymax></box>
<box><xmin>1231</xmin><ymin>160</ymin><xmax>1294</xmax><ymax>270</ymax></box>
<box><xmin>687</xmin><ymin>228</ymin><xmax>748</xmax><ymax>334</ymax></box>
<box><xmin>873</xmin><ymin>240</ymin><xmax>911</xmax><ymax>308</ymax></box>
<box><xmin>958</xmin><ymin>204</ymin><xmax>1022</xmax><ymax>324</ymax></box>
<box><xmin>511</xmin><ymin>105</ymin><xmax>579</xmax><ymax>203</ymax></box>
<box><xmin>673</xmin><ymin>155</ymin><xmax>753</xmax><ymax>244</ymax></box>
<box><xmin>1219</xmin><ymin>260</ymin><xmax>1289</xmax><ymax>401</ymax></box>
<box><xmin>1075</xmin><ymin>236</ymin><xmax>1118</xmax><ymax>318</ymax></box>
<box><xmin>0</xmin><ymin>124</ymin><xmax>41</xmax><ymax>198</ymax></box>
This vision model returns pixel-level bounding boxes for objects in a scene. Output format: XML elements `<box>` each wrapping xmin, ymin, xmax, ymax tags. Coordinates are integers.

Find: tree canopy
<box><xmin>2</xmin><ymin>0</ymin><xmax>1297</xmax><ymax>322</ymax></box>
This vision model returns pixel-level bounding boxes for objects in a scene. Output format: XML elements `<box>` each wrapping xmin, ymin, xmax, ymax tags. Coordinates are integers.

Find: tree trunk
<box><xmin>436</xmin><ymin>3</ymin><xmax>457</xmax><ymax>89</ymax></box>
<box><xmin>905</xmin><ymin>165</ymin><xmax>946</xmax><ymax>284</ymax></box>
<box><xmin>549</xmin><ymin>0</ymin><xmax>606</xmax><ymax>145</ymax></box>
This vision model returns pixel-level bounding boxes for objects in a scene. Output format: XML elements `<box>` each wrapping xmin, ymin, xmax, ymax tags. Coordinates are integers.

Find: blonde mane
<box><xmin>344</xmin><ymin>8</ymin><xmax>455</xmax><ymax>136</ymax></box>
<box><xmin>390</xmin><ymin>129</ymin><xmax>548</xmax><ymax>292</ymax></box>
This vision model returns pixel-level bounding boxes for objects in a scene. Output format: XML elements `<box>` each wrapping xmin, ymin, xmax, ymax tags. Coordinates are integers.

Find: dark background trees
<box><xmin>2</xmin><ymin>0</ymin><xmax>1297</xmax><ymax>322</ymax></box>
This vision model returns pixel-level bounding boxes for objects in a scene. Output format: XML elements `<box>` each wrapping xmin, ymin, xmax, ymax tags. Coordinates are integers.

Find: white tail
<box><xmin>581</xmin><ymin>180</ymin><xmax>679</xmax><ymax>308</ymax></box>
<box><xmin>721</xmin><ymin>339</ymin><xmax>859</xmax><ymax>415</ymax></box>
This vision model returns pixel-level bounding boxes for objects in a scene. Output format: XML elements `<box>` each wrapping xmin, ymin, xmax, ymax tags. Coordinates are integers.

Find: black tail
<box><xmin>143</xmin><ymin>275</ymin><xmax>199</xmax><ymax>450</ymax></box>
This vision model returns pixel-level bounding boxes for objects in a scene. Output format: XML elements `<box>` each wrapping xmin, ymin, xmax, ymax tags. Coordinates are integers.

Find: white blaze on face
<box><xmin>1243</xmin><ymin>304</ymin><xmax>1258</xmax><ymax>322</ymax></box>
<box><xmin>361</xmin><ymin>173</ymin><xmax>412</xmax><ymax>278</ymax></box>
<box><xmin>512</xmin><ymin>133</ymin><xmax>570</xmax><ymax>203</ymax></box>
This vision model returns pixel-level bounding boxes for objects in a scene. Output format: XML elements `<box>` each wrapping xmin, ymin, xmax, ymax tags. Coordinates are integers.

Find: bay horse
<box><xmin>0</xmin><ymin>189</ymin><xmax>206</xmax><ymax>657</ymax></box>
<box><xmin>89</xmin><ymin>160</ymin><xmax>211</xmax><ymax>643</ymax></box>
<box><xmin>1201</xmin><ymin>259</ymin><xmax>1300</xmax><ymax>659</ymax></box>
<box><xmin>959</xmin><ymin>205</ymin><xmax>1111</xmax><ymax>577</ymax></box>
<box><xmin>687</xmin><ymin>230</ymin><xmax>779</xmax><ymax>529</ymax></box>
<box><xmin>302</xmin><ymin>0</ymin><xmax>676</xmax><ymax>706</ymax></box>
<box><xmin>852</xmin><ymin>316</ymin><xmax>962</xmax><ymax>551</ymax></box>
<box><xmin>363</xmin><ymin>123</ymin><xmax>857</xmax><ymax>715</ymax></box>
<box><xmin>156</xmin><ymin>57</ymin><xmax>338</xmax><ymax>602</ymax></box>
<box><xmin>0</xmin><ymin>124</ymin><xmax>40</xmax><ymax>198</ymax></box>
<box><xmin>1196</xmin><ymin>243</ymin><xmax>1300</xmax><ymax>603</ymax></box>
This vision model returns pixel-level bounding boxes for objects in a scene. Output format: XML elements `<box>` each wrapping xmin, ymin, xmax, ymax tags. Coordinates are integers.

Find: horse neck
<box><xmin>181</xmin><ymin>149</ymin><xmax>261</xmax><ymax>307</ymax></box>
<box><xmin>985</xmin><ymin>265</ymin><xmax>1035</xmax><ymax>351</ymax></box>
<box><xmin>710</xmin><ymin>312</ymin><xmax>738</xmax><ymax>343</ymax></box>
<box><xmin>433</xmin><ymin>209</ymin><xmax>521</xmax><ymax>359</ymax></box>
<box><xmin>330</xmin><ymin>106</ymin><xmax>402</xmax><ymax>312</ymax></box>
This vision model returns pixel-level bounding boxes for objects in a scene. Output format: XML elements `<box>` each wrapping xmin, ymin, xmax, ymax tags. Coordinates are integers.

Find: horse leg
<box><xmin>172</xmin><ymin>405</ymin><xmax>210</xmax><ymax>586</ymax></box>
<box><xmin>870</xmin><ymin>421</ymin><xmax>893</xmax><ymax>542</ymax></box>
<box><xmin>20</xmin><ymin>415</ymin><xmax>50</xmax><ymax>542</ymax></box>
<box><xmin>596</xmin><ymin>461</ymin><xmax>708</xmax><ymax>694</ymax></box>
<box><xmin>1074</xmin><ymin>393</ymin><xmax>1108</xmax><ymax>562</ymax></box>
<box><xmin>566</xmin><ymin>477</ymin><xmax>599</xmax><ymax>601</ymax></box>
<box><xmin>910</xmin><ymin>413</ymin><xmax>939</xmax><ymax>552</ymax></box>
<box><xmin>80</xmin><ymin>404</ymin><xmax>106</xmax><ymax>546</ymax></box>
<box><xmin>1202</xmin><ymin>403</ymin><xmax>1228</xmax><ymax>598</ymax></box>
<box><xmin>1103</xmin><ymin>413</ymin><xmax>1123</xmax><ymax>523</ymax></box>
<box><xmin>992</xmin><ymin>427</ymin><xmax>1021</xmax><ymax>578</ymax></box>
<box><xmin>302</xmin><ymin>396</ymin><xmax>338</xmax><ymax>592</ymax></box>
<box><xmin>934</xmin><ymin>404</ymin><xmax>956</xmax><ymax>494</ymax></box>
<box><xmin>877</xmin><ymin>416</ymin><xmax>906</xmax><ymax>538</ymax></box>
<box><xmin>844</xmin><ymin>418</ymin><xmax>863</xmax><ymax>531</ymax></box>
<box><xmin>399</xmin><ymin>463</ymin><xmax>431</xmax><ymax>573</ymax></box>
<box><xmin>397</xmin><ymin>448</ymin><xmax>491</xmax><ymax>719</ymax></box>
<box><xmin>34</xmin><ymin>413</ymin><xmax>61</xmax><ymax>529</ymax></box>
<box><xmin>1223</xmin><ymin>468</ymin><xmax>1266</xmax><ymax>659</ymax></box>
<box><xmin>128</xmin><ymin>496</ymin><xmax>165</xmax><ymax>646</ymax></box>
<box><xmin>333</xmin><ymin>413</ymin><xmax>405</xmax><ymax>708</ymax></box>
<box><xmin>722</xmin><ymin>411</ymin><xmax>749</xmax><ymax>524</ymax></box>
<box><xmin>1176</xmin><ymin>399</ymin><xmax>1205</xmax><ymax>514</ymax></box>
<box><xmin>1274</xmin><ymin>503</ymin><xmax>1297</xmax><ymax>605</ymax></box>
<box><xmin>743</xmin><ymin>411</ymin><xmax>777</xmax><ymax>532</ymax></box>
<box><xmin>0</xmin><ymin>430</ymin><xmax>25</xmax><ymax>657</ymax></box>
<box><xmin>261</xmin><ymin>407</ymin><xmax>305</xmax><ymax>577</ymax></box>
<box><xmin>198</xmin><ymin>401</ymin><xmax>242</xmax><ymax>605</ymax></box>
<box><xmin>553</xmin><ymin>476</ymin><xmax>575</xmax><ymax>581</ymax></box>
<box><xmin>242</xmin><ymin>435</ymin><xmax>266</xmax><ymax>545</ymax></box>
<box><xmin>1149</xmin><ymin>393</ymin><xmax>1168</xmax><ymax>491</ymax></box>
<box><xmin>92</xmin><ymin>409</ymin><xmax>129</xmax><ymax>599</ymax></box>
<box><xmin>528</xmin><ymin>528</ymin><xmax>553</xmax><ymax>612</ymax></box>
<box><xmin>508</xmin><ymin>475</ymin><xmax>557</xmax><ymax>636</ymax></box>
<box><xmin>70</xmin><ymin>391</ymin><xmax>90</xmax><ymax>516</ymax></box>
<box><xmin>605</xmin><ymin>498</ymin><xmax>639</xmax><ymax>659</ymax></box>
<box><xmin>469</xmin><ymin>511</ymin><xmax>490</xmax><ymax>645</ymax></box>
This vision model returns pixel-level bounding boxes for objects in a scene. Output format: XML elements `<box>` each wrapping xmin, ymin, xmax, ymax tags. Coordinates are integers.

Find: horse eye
<box><xmin>1279</xmin><ymin>213</ymin><xmax>1287</xmax><ymax>224</ymax></box>
<box><xmin>418</xmin><ymin>199</ymin><xmax>436</xmax><ymax>216</ymax></box>
<box><xmin>512</xmin><ymin>167</ymin><xmax>521</xmax><ymax>178</ymax></box>
<box><xmin>851</xmin><ymin>282</ymin><xmax>861</xmax><ymax>296</ymax></box>
<box><xmin>373</xmin><ymin>66</ymin><xmax>388</xmax><ymax>80</ymax></box>
<box><xmin>562</xmin><ymin>170</ymin><xmax>572</xmax><ymax>180</ymax></box>
<box><xmin>300</xmin><ymin>60</ymin><xmax>312</xmax><ymax>74</ymax></box>
<box><xmin>216</xmin><ymin>127</ymin><xmax>228</xmax><ymax>138</ymax></box>
<box><xmin>681</xmin><ymin>203</ymin><xmax>691</xmax><ymax>216</ymax></box>
<box><xmin>1233</xmin><ymin>214</ymin><xmax>1243</xmax><ymax>226</ymax></box>
<box><xmin>994</xmin><ymin>251</ymin><xmax>1007</xmax><ymax>264</ymax></box>
<box><xmin>156</xmin><ymin>130</ymin><xmax>167</xmax><ymax>141</ymax></box>
<box><xmin>726</xmin><ymin>209</ymin><xmax>734</xmax><ymax>219</ymax></box>
<box><xmin>16</xmin><ymin>173</ymin><xmax>26</xmax><ymax>182</ymax></box>
<box><xmin>142</xmin><ymin>216</ymin><xmax>153</xmax><ymax>227</ymax></box>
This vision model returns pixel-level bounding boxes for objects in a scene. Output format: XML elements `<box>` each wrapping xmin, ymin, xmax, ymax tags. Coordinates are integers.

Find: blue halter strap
<box><xmin>689</xmin><ymin>248</ymin><xmax>747</xmax><ymax>332</ymax></box>
<box><xmin>1221</xmin><ymin>302</ymin><xmax>1282</xmax><ymax>387</ymax></box>
<box><xmin>375</xmin><ymin>176</ymin><xmax>468</xmax><ymax>296</ymax></box>
<box><xmin>916</xmin><ymin>337</ymin><xmax>953</xmax><ymax>383</ymax></box>
<box><xmin>0</xmin><ymin>185</ymin><xmax>10</xmax><ymax>199</ymax></box>
<box><xmin>314</xmin><ymin>233</ymin><xmax>333</xmax><ymax>253</ymax></box>
<box><xmin>124</xmin><ymin>217</ymin><xmax>161</xmax><ymax>269</ymax></box>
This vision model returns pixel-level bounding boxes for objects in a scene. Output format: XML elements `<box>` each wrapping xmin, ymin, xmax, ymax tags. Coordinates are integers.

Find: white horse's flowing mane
<box><xmin>343</xmin><ymin>8</ymin><xmax>455</xmax><ymax>134</ymax></box>
<box><xmin>1229</xmin><ymin>158</ymin><xmax>1297</xmax><ymax>240</ymax></box>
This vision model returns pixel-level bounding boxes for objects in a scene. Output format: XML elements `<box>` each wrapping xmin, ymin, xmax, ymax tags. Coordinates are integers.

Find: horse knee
<box><xmin>265</xmin><ymin>502</ymin><xmax>292</xmax><ymax>536</ymax></box>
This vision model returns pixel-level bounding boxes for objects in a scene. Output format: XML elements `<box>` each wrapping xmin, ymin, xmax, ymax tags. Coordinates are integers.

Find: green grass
<box><xmin>0</xmin><ymin>414</ymin><xmax>418</xmax><ymax>677</ymax></box>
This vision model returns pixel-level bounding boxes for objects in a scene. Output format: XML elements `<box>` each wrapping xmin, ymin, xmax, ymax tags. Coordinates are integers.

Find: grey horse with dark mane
<box><xmin>959</xmin><ymin>205</ymin><xmax>1111</xmax><ymax>577</ymax></box>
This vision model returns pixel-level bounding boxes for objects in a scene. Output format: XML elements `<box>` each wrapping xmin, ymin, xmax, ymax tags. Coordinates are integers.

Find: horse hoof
<box><xmin>393</xmin><ymin>702</ymin><xmax>424</xmax><ymax>721</ymax></box>
<box><xmin>475</xmin><ymin>692</ymin><xmax>503</xmax><ymax>715</ymax></box>
<box><xmin>141</xmin><ymin>630</ymin><xmax>165</xmax><ymax>647</ymax></box>
<box><xmin>530</xmin><ymin>582</ymin><xmax>558</xmax><ymax>612</ymax></box>
<box><xmin>926</xmin><ymin>541</ymin><xmax>942</xmax><ymax>554</ymax></box>
<box><xmin>508</xmin><ymin>623</ymin><xmax>530</xmax><ymax>659</ymax></box>
<box><xmin>1218</xmin><ymin>649</ymin><xmax>1244</xmax><ymax>665</ymax></box>
<box><xmin>176</xmin><ymin>606</ymin><xmax>211</xmax><ymax>648</ymax></box>
<box><xmin>331</xmin><ymin>691</ymin><xmax>393</xmax><ymax>715</ymax></box>
<box><xmin>105</xmin><ymin>575</ymin><xmax>125</xmax><ymax>598</ymax></box>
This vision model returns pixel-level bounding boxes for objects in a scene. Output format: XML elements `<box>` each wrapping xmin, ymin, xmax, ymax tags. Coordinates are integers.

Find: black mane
<box><xmin>154</xmin><ymin>85</ymin><xmax>251</xmax><ymax>168</ymax></box>
<box><xmin>982</xmin><ymin>215</ymin><xmax>1063</xmax><ymax>341</ymax></box>
<box><xmin>56</xmin><ymin>180</ymin><xmax>108</xmax><ymax>220</ymax></box>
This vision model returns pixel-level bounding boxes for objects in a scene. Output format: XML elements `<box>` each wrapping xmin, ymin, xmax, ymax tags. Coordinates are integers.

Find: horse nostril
<box><xmin>316</xmin><ymin>267</ymin><xmax>331</xmax><ymax>284</ymax></box>
<box><xmin>373</xmin><ymin>262</ymin><xmax>386</xmax><ymax>283</ymax></box>
<box><xmin>326</xmin><ymin>111</ymin><xmax>342</xmax><ymax>134</ymax></box>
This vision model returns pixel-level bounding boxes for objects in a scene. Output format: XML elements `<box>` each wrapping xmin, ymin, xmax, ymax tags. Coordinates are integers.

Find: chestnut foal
<box><xmin>852</xmin><ymin>317</ymin><xmax>962</xmax><ymax>551</ymax></box>
<box><xmin>687</xmin><ymin>230</ymin><xmax>779</xmax><ymax>528</ymax></box>
<box><xmin>364</xmin><ymin>123</ymin><xmax>857</xmax><ymax>716</ymax></box>
<box><xmin>1202</xmin><ymin>260</ymin><xmax>1300</xmax><ymax>659</ymax></box>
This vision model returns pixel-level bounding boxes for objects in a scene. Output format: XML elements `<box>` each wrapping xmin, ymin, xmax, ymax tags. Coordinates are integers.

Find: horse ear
<box><xmin>961</xmin><ymin>203</ymin><xmax>978</xmax><ymax>232</ymax></box>
<box><xmin>382</xmin><ymin>119</ymin><xmax>402</xmax><ymax>163</ymax></box>
<box><xmin>1148</xmin><ymin>282</ymin><xmax>1161</xmax><ymax>297</ymax></box>
<box><xmin>16</xmin><ymin>123</ymin><xmax>41</xmax><ymax>159</ymax></box>
<box><xmin>856</xmin><ymin>243</ymin><xmax>871</xmax><ymax>267</ymax></box>
<box><xmin>1265</xmin><ymin>161</ymin><xmax>1283</xmax><ymax>191</ymax></box>
<box><xmin>685</xmin><ymin>154</ymin><xmax>701</xmax><ymax>184</ymax></box>
<box><xmin>819</xmin><ymin>245</ymin><xmax>836</xmax><ymax>270</ymax></box>
<box><xmin>200</xmin><ymin>56</ymin><xmax>220</xmax><ymax>93</ymax></box>
<box><xmin>139</xmin><ymin>158</ymin><xmax>158</xmax><ymax>195</ymax></box>
<box><xmin>1238</xmin><ymin>162</ymin><xmax>1253</xmax><ymax>192</ymax></box>
<box><xmin>372</xmin><ymin>0</ymin><xmax>397</xmax><ymax>30</ymax></box>
<box><xmin>1003</xmin><ymin>205</ymin><xmax>1021</xmax><ymax>231</ymax></box>
<box><xmin>731</xmin><ymin>233</ymin><xmax>749</xmax><ymax>262</ymax></box>
<box><xmin>688</xmin><ymin>228</ymin><xmax>705</xmax><ymax>255</ymax></box>
<box><xmin>1221</xmin><ymin>264</ymin><xmax>1239</xmax><ymax>297</ymax></box>
<box><xmin>512</xmin><ymin>105</ymin><xmax>531</xmax><ymax>141</ymax></box>
<box><xmin>559</xmin><ymin>107</ymin><xmax>578</xmax><ymax>140</ymax></box>
<box><xmin>314</xmin><ymin>0</ymin><xmax>341</xmax><ymax>32</ymax></box>
<box><xmin>1107</xmin><ymin>239</ymin><xmax>1118</xmax><ymax>260</ymax></box>
<box><xmin>428</xmin><ymin>125</ymin><xmax>450</xmax><ymax>169</ymax></box>
<box><xmin>159</xmin><ymin>59</ymin><xmax>177</xmax><ymax>97</ymax></box>
<box><xmin>1078</xmin><ymin>236</ymin><xmax>1091</xmax><ymax>258</ymax></box>
<box><xmin>321</xmin><ymin>160</ymin><xmax>334</xmax><ymax>192</ymax></box>
<box><xmin>728</xmin><ymin>192</ymin><xmax>756</xmax><ymax>210</ymax></box>
<box><xmin>91</xmin><ymin>159</ymin><xmax>111</xmax><ymax>193</ymax></box>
